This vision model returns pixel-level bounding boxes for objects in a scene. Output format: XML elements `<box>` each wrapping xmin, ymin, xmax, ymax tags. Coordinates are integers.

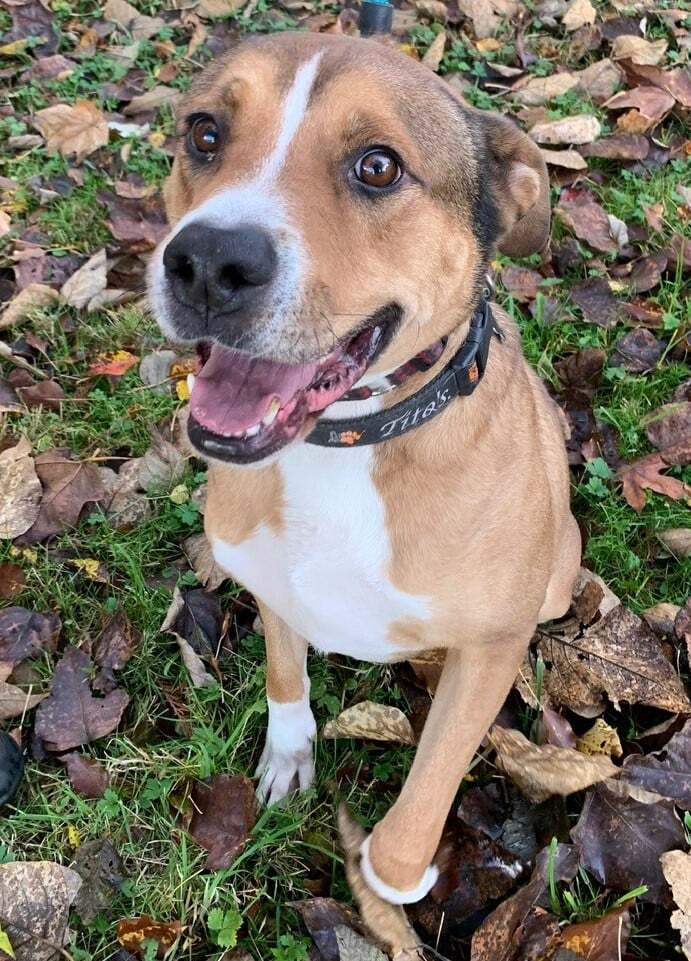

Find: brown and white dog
<box><xmin>149</xmin><ymin>31</ymin><xmax>581</xmax><ymax>905</ymax></box>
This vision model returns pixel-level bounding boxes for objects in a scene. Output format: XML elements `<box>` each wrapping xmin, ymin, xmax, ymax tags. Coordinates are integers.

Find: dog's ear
<box><xmin>479</xmin><ymin>112</ymin><xmax>551</xmax><ymax>258</ymax></box>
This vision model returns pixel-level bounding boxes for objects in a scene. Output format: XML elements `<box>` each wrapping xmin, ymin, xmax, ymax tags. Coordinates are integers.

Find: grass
<box><xmin>1</xmin><ymin>2</ymin><xmax>689</xmax><ymax>959</ymax></box>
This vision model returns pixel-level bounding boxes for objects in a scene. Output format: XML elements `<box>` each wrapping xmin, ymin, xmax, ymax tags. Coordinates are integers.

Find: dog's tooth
<box><xmin>262</xmin><ymin>397</ymin><xmax>281</xmax><ymax>427</ymax></box>
<box><xmin>187</xmin><ymin>373</ymin><xmax>196</xmax><ymax>393</ymax></box>
<box><xmin>245</xmin><ymin>423</ymin><xmax>261</xmax><ymax>438</ymax></box>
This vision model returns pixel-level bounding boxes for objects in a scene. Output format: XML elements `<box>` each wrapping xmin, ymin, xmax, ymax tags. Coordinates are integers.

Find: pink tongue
<box><xmin>190</xmin><ymin>344</ymin><xmax>318</xmax><ymax>436</ymax></box>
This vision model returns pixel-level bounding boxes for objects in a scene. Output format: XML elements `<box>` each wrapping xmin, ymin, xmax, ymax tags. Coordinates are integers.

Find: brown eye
<box><xmin>190</xmin><ymin>117</ymin><xmax>219</xmax><ymax>157</ymax></box>
<box><xmin>355</xmin><ymin>149</ymin><xmax>401</xmax><ymax>189</ymax></box>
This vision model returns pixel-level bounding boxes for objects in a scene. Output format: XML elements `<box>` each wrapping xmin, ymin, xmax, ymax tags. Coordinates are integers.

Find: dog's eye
<box><xmin>355</xmin><ymin>150</ymin><xmax>401</xmax><ymax>189</ymax></box>
<box><xmin>189</xmin><ymin>116</ymin><xmax>220</xmax><ymax>157</ymax></box>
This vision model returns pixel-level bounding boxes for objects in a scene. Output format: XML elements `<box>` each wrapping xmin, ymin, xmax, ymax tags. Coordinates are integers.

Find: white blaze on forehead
<box><xmin>263</xmin><ymin>51</ymin><xmax>323</xmax><ymax>178</ymax></box>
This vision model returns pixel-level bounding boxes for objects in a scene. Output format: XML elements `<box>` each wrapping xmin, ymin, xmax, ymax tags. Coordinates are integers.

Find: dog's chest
<box><xmin>211</xmin><ymin>445</ymin><xmax>429</xmax><ymax>661</ymax></box>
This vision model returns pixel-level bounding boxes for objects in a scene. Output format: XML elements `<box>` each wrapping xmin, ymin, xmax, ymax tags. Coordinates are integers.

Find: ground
<box><xmin>0</xmin><ymin>1</ymin><xmax>690</xmax><ymax>960</ymax></box>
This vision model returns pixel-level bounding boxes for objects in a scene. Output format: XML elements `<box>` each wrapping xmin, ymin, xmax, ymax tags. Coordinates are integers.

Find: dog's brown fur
<box><xmin>157</xmin><ymin>32</ymin><xmax>580</xmax><ymax>899</ymax></box>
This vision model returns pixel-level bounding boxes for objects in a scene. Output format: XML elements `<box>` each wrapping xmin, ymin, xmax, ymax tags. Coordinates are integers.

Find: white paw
<box><xmin>255</xmin><ymin>697</ymin><xmax>316</xmax><ymax>806</ymax></box>
<box><xmin>255</xmin><ymin>740</ymin><xmax>315</xmax><ymax>806</ymax></box>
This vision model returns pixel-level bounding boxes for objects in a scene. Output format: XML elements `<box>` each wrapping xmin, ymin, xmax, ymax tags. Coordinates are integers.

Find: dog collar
<box><xmin>306</xmin><ymin>290</ymin><xmax>503</xmax><ymax>448</ymax></box>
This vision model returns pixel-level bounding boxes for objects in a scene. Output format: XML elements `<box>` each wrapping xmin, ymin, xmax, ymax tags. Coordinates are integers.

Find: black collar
<box><xmin>306</xmin><ymin>292</ymin><xmax>503</xmax><ymax>448</ymax></box>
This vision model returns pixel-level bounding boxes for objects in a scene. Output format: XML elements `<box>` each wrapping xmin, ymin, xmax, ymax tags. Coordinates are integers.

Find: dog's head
<box><xmin>149</xmin><ymin>32</ymin><xmax>549</xmax><ymax>464</ymax></box>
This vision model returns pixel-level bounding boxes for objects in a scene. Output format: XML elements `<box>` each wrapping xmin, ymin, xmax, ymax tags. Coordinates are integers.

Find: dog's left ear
<box><xmin>479</xmin><ymin>112</ymin><xmax>551</xmax><ymax>258</ymax></box>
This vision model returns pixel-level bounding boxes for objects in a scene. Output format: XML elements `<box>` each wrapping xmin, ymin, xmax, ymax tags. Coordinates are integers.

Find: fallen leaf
<box><xmin>421</xmin><ymin>30</ymin><xmax>446</xmax><ymax>70</ymax></box>
<box><xmin>576</xmin><ymin>718</ymin><xmax>623</xmax><ymax>757</ymax></box>
<box><xmin>15</xmin><ymin>378</ymin><xmax>65</xmax><ymax>411</ymax></box>
<box><xmin>658</xmin><ymin>528</ymin><xmax>691</xmax><ymax>558</ymax></box>
<box><xmin>104</xmin><ymin>0</ymin><xmax>165</xmax><ymax>40</ymax></box>
<box><xmin>335</xmin><ymin>927</ymin><xmax>388</xmax><ymax>961</ymax></box>
<box><xmin>5</xmin><ymin>0</ymin><xmax>59</xmax><ymax>55</ymax></box>
<box><xmin>610</xmin><ymin>328</ymin><xmax>664</xmax><ymax>372</ymax></box>
<box><xmin>0</xmin><ymin>861</ymin><xmax>82</xmax><ymax>961</ymax></box>
<box><xmin>661</xmin><ymin>851</ymin><xmax>691</xmax><ymax>961</ymax></box>
<box><xmin>622</xmin><ymin>63</ymin><xmax>691</xmax><ymax>109</ymax></box>
<box><xmin>34</xmin><ymin>646</ymin><xmax>129</xmax><ymax>752</ymax></box>
<box><xmin>513</xmin><ymin>72</ymin><xmax>581</xmax><ymax>106</ymax></box>
<box><xmin>0</xmin><ymin>731</ymin><xmax>24</xmax><ymax>807</ymax></box>
<box><xmin>117</xmin><ymin>916</ymin><xmax>182</xmax><ymax>959</ymax></box>
<box><xmin>604</xmin><ymin>85</ymin><xmax>675</xmax><ymax>127</ymax></box>
<box><xmin>93</xmin><ymin>610</ymin><xmax>140</xmax><ymax>694</ymax></box>
<box><xmin>619</xmin><ymin>445</ymin><xmax>691</xmax><ymax>512</ymax></box>
<box><xmin>196</xmin><ymin>0</ymin><xmax>247</xmax><ymax>17</ymax></box>
<box><xmin>0</xmin><ymin>605</ymin><xmax>60</xmax><ymax>672</ymax></box>
<box><xmin>60</xmin><ymin>249</ymin><xmax>107</xmax><ymax>310</ymax></box>
<box><xmin>104</xmin><ymin>193</ymin><xmax>168</xmax><ymax>251</ymax></box>
<box><xmin>580</xmin><ymin>133</ymin><xmax>649</xmax><ymax>160</ymax></box>
<box><xmin>0</xmin><ymin>440</ymin><xmax>42</xmax><ymax>540</ymax></box>
<box><xmin>137</xmin><ymin>428</ymin><xmax>186</xmax><ymax>490</ymax></box>
<box><xmin>563</xmin><ymin>0</ymin><xmax>596</xmax><ymax>32</ymax></box>
<box><xmin>488</xmin><ymin>726</ymin><xmax>617</xmax><ymax>802</ymax></box>
<box><xmin>572</xmin><ymin>783</ymin><xmax>685</xmax><ymax>904</ymax></box>
<box><xmin>62</xmin><ymin>753</ymin><xmax>109</xmax><ymax>798</ymax></box>
<box><xmin>611</xmin><ymin>34</ymin><xmax>667</xmax><ymax>65</ymax></box>
<box><xmin>33</xmin><ymin>101</ymin><xmax>109</xmax><ymax>163</ymax></box>
<box><xmin>562</xmin><ymin>905</ymin><xmax>631</xmax><ymax>960</ymax></box>
<box><xmin>291</xmin><ymin>899</ymin><xmax>367</xmax><ymax>961</ymax></box>
<box><xmin>0</xmin><ymin>563</ymin><xmax>25</xmax><ymax>600</ymax></box>
<box><xmin>645</xmin><ymin>402</ymin><xmax>691</xmax><ymax>450</ymax></box>
<box><xmin>123</xmin><ymin>85</ymin><xmax>179</xmax><ymax>116</ymax></box>
<box><xmin>538</xmin><ymin>604</ymin><xmax>691</xmax><ymax>714</ymax></box>
<box><xmin>555</xmin><ymin>191</ymin><xmax>618</xmax><ymax>253</ymax></box>
<box><xmin>643</xmin><ymin>601</ymin><xmax>682</xmax><ymax>637</ymax></box>
<box><xmin>161</xmin><ymin>586</ymin><xmax>223</xmax><ymax>660</ymax></box>
<box><xmin>19</xmin><ymin>448</ymin><xmax>110</xmax><ymax>544</ymax></box>
<box><xmin>540</xmin><ymin>148</ymin><xmax>588</xmax><ymax>169</ymax></box>
<box><xmin>323</xmin><ymin>701</ymin><xmax>416</xmax><ymax>745</ymax></box>
<box><xmin>619</xmin><ymin>718</ymin><xmax>691</xmax><ymax>807</ymax></box>
<box><xmin>571</xmin><ymin>278</ymin><xmax>622</xmax><ymax>328</ymax></box>
<box><xmin>500</xmin><ymin>265</ymin><xmax>543</xmax><ymax>302</ymax></box>
<box><xmin>87</xmin><ymin>350</ymin><xmax>139</xmax><ymax>378</ymax></box>
<box><xmin>188</xmin><ymin>774</ymin><xmax>257</xmax><ymax>870</ymax></box>
<box><xmin>72</xmin><ymin>838</ymin><xmax>125</xmax><ymax>924</ymax></box>
<box><xmin>0</xmin><ymin>678</ymin><xmax>45</xmax><ymax>721</ymax></box>
<box><xmin>0</xmin><ymin>284</ymin><xmax>59</xmax><ymax>330</ymax></box>
<box><xmin>530</xmin><ymin>114</ymin><xmax>601</xmax><ymax>145</ymax></box>
<box><xmin>183</xmin><ymin>533</ymin><xmax>228</xmax><ymax>590</ymax></box>
<box><xmin>139</xmin><ymin>349</ymin><xmax>178</xmax><ymax>393</ymax></box>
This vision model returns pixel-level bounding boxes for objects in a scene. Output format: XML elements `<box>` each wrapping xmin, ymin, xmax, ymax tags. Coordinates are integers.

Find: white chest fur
<box><xmin>211</xmin><ymin>444</ymin><xmax>429</xmax><ymax>662</ymax></box>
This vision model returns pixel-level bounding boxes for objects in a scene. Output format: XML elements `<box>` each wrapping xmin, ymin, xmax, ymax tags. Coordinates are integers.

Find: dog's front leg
<box><xmin>255</xmin><ymin>605</ymin><xmax>316</xmax><ymax>806</ymax></box>
<box><xmin>361</xmin><ymin>635</ymin><xmax>530</xmax><ymax>904</ymax></box>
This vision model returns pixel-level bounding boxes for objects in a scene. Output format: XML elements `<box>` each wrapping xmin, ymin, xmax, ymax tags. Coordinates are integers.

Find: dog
<box><xmin>149</xmin><ymin>31</ymin><xmax>581</xmax><ymax>906</ymax></box>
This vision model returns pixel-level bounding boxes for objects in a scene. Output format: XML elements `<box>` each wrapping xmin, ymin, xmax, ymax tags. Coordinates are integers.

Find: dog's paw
<box><xmin>255</xmin><ymin>697</ymin><xmax>316</xmax><ymax>806</ymax></box>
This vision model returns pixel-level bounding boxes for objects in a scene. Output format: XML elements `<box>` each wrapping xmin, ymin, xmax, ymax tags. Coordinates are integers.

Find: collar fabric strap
<box><xmin>306</xmin><ymin>295</ymin><xmax>502</xmax><ymax>448</ymax></box>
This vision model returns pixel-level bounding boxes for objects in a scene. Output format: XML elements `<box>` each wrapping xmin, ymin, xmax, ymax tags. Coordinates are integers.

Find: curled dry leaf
<box><xmin>72</xmin><ymin>838</ymin><xmax>125</xmax><ymax>925</ymax></box>
<box><xmin>575</xmin><ymin>718</ymin><xmax>623</xmax><ymax>758</ymax></box>
<box><xmin>337</xmin><ymin>805</ymin><xmax>423</xmax><ymax>960</ymax></box>
<box><xmin>658</xmin><ymin>528</ymin><xmax>691</xmax><ymax>558</ymax></box>
<box><xmin>604</xmin><ymin>85</ymin><xmax>675</xmax><ymax>127</ymax></box>
<box><xmin>0</xmin><ymin>605</ymin><xmax>60</xmax><ymax>671</ymax></box>
<box><xmin>290</xmin><ymin>898</ymin><xmax>367</xmax><ymax>961</ymax></box>
<box><xmin>488</xmin><ymin>726</ymin><xmax>617</xmax><ymax>803</ymax></box>
<box><xmin>0</xmin><ymin>439</ymin><xmax>42</xmax><ymax>540</ymax></box>
<box><xmin>661</xmin><ymin>851</ymin><xmax>691</xmax><ymax>961</ymax></box>
<box><xmin>160</xmin><ymin>586</ymin><xmax>221</xmax><ymax>688</ymax></box>
<box><xmin>619</xmin><ymin>718</ymin><xmax>691</xmax><ymax>808</ymax></box>
<box><xmin>572</xmin><ymin>784</ymin><xmax>685</xmax><ymax>905</ymax></box>
<box><xmin>539</xmin><ymin>148</ymin><xmax>588</xmax><ymax>169</ymax></box>
<box><xmin>611</xmin><ymin>34</ymin><xmax>668</xmax><ymax>65</ymax></box>
<box><xmin>555</xmin><ymin>192</ymin><xmax>618</xmax><ymax>254</ymax></box>
<box><xmin>62</xmin><ymin>753</ymin><xmax>110</xmax><ymax>798</ymax></box>
<box><xmin>0</xmin><ymin>283</ymin><xmax>59</xmax><ymax>330</ymax></box>
<box><xmin>618</xmin><ymin>439</ymin><xmax>691</xmax><ymax>513</ymax></box>
<box><xmin>0</xmin><ymin>680</ymin><xmax>45</xmax><ymax>721</ymax></box>
<box><xmin>562</xmin><ymin>0</ymin><xmax>596</xmax><ymax>31</ymax></box>
<box><xmin>610</xmin><ymin>328</ymin><xmax>664</xmax><ymax>373</ymax></box>
<box><xmin>562</xmin><ymin>905</ymin><xmax>631</xmax><ymax>961</ymax></box>
<box><xmin>117</xmin><ymin>916</ymin><xmax>183</xmax><ymax>959</ymax></box>
<box><xmin>60</xmin><ymin>248</ymin><xmax>107</xmax><ymax>310</ymax></box>
<box><xmin>188</xmin><ymin>774</ymin><xmax>257</xmax><ymax>870</ymax></box>
<box><xmin>104</xmin><ymin>0</ymin><xmax>165</xmax><ymax>40</ymax></box>
<box><xmin>335</xmin><ymin>926</ymin><xmax>388</xmax><ymax>961</ymax></box>
<box><xmin>33</xmin><ymin>101</ymin><xmax>109</xmax><ymax>162</ymax></box>
<box><xmin>93</xmin><ymin>609</ymin><xmax>139</xmax><ymax>694</ymax></box>
<box><xmin>34</xmin><ymin>646</ymin><xmax>129</xmax><ymax>752</ymax></box>
<box><xmin>530</xmin><ymin>114</ymin><xmax>601</xmax><ymax>145</ymax></box>
<box><xmin>538</xmin><ymin>605</ymin><xmax>691</xmax><ymax>715</ymax></box>
<box><xmin>323</xmin><ymin>701</ymin><xmax>416</xmax><ymax>745</ymax></box>
<box><xmin>183</xmin><ymin>532</ymin><xmax>228</xmax><ymax>590</ymax></box>
<box><xmin>0</xmin><ymin>861</ymin><xmax>82</xmax><ymax>961</ymax></box>
<box><xmin>0</xmin><ymin>562</ymin><xmax>25</xmax><ymax>600</ymax></box>
<box><xmin>645</xmin><ymin>402</ymin><xmax>691</xmax><ymax>450</ymax></box>
<box><xmin>580</xmin><ymin>133</ymin><xmax>649</xmax><ymax>160</ymax></box>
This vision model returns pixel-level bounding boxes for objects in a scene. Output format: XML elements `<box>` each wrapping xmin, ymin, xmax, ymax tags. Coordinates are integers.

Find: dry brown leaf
<box><xmin>117</xmin><ymin>915</ymin><xmax>183</xmax><ymax>958</ymax></box>
<box><xmin>488</xmin><ymin>725</ymin><xmax>617</xmax><ymax>802</ymax></box>
<box><xmin>0</xmin><ymin>283</ymin><xmax>59</xmax><ymax>330</ymax></box>
<box><xmin>123</xmin><ymin>85</ymin><xmax>179</xmax><ymax>116</ymax></box>
<box><xmin>0</xmin><ymin>439</ymin><xmax>42</xmax><ymax>540</ymax></box>
<box><xmin>658</xmin><ymin>528</ymin><xmax>691</xmax><ymax>558</ymax></box>
<box><xmin>530</xmin><ymin>114</ymin><xmax>601</xmax><ymax>145</ymax></box>
<box><xmin>513</xmin><ymin>72</ymin><xmax>580</xmax><ymax>106</ymax></box>
<box><xmin>562</xmin><ymin>0</ymin><xmax>596</xmax><ymax>32</ymax></box>
<box><xmin>160</xmin><ymin>587</ymin><xmax>216</xmax><ymax>689</ymax></box>
<box><xmin>337</xmin><ymin>805</ymin><xmax>424</xmax><ymax>960</ymax></box>
<box><xmin>60</xmin><ymin>249</ymin><xmax>107</xmax><ymax>310</ymax></box>
<box><xmin>0</xmin><ymin>680</ymin><xmax>45</xmax><ymax>720</ymax></box>
<box><xmin>33</xmin><ymin>101</ymin><xmax>109</xmax><ymax>162</ymax></box>
<box><xmin>414</xmin><ymin>0</ymin><xmax>448</xmax><ymax>20</ymax></box>
<box><xmin>605</xmin><ymin>85</ymin><xmax>676</xmax><ymax>126</ymax></box>
<box><xmin>188</xmin><ymin>774</ymin><xmax>257</xmax><ymax>870</ymax></box>
<box><xmin>196</xmin><ymin>0</ymin><xmax>247</xmax><ymax>16</ymax></box>
<box><xmin>612</xmin><ymin>34</ymin><xmax>668</xmax><ymax>65</ymax></box>
<box><xmin>0</xmin><ymin>861</ymin><xmax>82</xmax><ymax>961</ymax></box>
<box><xmin>619</xmin><ymin>439</ymin><xmax>691</xmax><ymax>512</ymax></box>
<box><xmin>183</xmin><ymin>533</ymin><xmax>228</xmax><ymax>589</ymax></box>
<box><xmin>539</xmin><ymin>147</ymin><xmax>588</xmax><ymax>169</ymax></box>
<box><xmin>661</xmin><ymin>851</ymin><xmax>691</xmax><ymax>960</ymax></box>
<box><xmin>323</xmin><ymin>701</ymin><xmax>416</xmax><ymax>745</ymax></box>
<box><xmin>577</xmin><ymin>58</ymin><xmax>624</xmax><ymax>101</ymax></box>
<box><xmin>421</xmin><ymin>29</ymin><xmax>446</xmax><ymax>70</ymax></box>
<box><xmin>555</xmin><ymin>192</ymin><xmax>618</xmax><ymax>253</ymax></box>
<box><xmin>562</xmin><ymin>906</ymin><xmax>631</xmax><ymax>960</ymax></box>
<box><xmin>104</xmin><ymin>0</ymin><xmax>165</xmax><ymax>40</ymax></box>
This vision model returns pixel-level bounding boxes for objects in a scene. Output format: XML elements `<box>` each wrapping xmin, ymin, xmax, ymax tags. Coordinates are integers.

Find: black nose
<box><xmin>163</xmin><ymin>223</ymin><xmax>277</xmax><ymax>311</ymax></box>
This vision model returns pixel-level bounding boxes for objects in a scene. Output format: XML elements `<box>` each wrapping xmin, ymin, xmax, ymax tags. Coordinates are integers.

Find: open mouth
<box><xmin>187</xmin><ymin>305</ymin><xmax>400</xmax><ymax>463</ymax></box>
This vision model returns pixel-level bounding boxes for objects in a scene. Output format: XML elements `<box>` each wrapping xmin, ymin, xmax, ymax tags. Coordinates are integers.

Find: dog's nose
<box><xmin>163</xmin><ymin>223</ymin><xmax>277</xmax><ymax>310</ymax></box>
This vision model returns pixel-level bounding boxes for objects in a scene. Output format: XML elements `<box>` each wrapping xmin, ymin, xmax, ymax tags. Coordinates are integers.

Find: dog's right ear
<box><xmin>477</xmin><ymin>111</ymin><xmax>551</xmax><ymax>258</ymax></box>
